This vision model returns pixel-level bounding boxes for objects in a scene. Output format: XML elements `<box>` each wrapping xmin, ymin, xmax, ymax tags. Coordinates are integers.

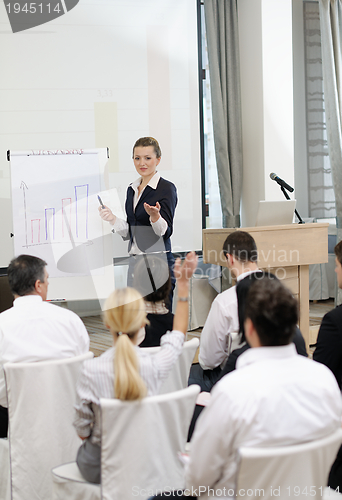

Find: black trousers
<box><xmin>187</xmin><ymin>404</ymin><xmax>205</xmax><ymax>442</ymax></box>
<box><xmin>0</xmin><ymin>405</ymin><xmax>8</xmax><ymax>438</ymax></box>
<box><xmin>127</xmin><ymin>253</ymin><xmax>176</xmax><ymax>311</ymax></box>
<box><xmin>188</xmin><ymin>364</ymin><xmax>222</xmax><ymax>393</ymax></box>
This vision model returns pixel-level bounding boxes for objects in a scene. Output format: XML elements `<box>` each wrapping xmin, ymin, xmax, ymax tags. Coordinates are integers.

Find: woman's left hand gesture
<box><xmin>144</xmin><ymin>201</ymin><xmax>161</xmax><ymax>223</ymax></box>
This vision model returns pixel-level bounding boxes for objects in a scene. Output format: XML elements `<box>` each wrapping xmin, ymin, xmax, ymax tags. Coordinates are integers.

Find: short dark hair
<box><xmin>236</xmin><ymin>270</ymin><xmax>276</xmax><ymax>344</ymax></box>
<box><xmin>335</xmin><ymin>240</ymin><xmax>342</xmax><ymax>265</ymax></box>
<box><xmin>132</xmin><ymin>255</ymin><xmax>171</xmax><ymax>305</ymax></box>
<box><xmin>244</xmin><ymin>278</ymin><xmax>298</xmax><ymax>346</ymax></box>
<box><xmin>132</xmin><ymin>137</ymin><xmax>161</xmax><ymax>158</ymax></box>
<box><xmin>223</xmin><ymin>231</ymin><xmax>257</xmax><ymax>263</ymax></box>
<box><xmin>7</xmin><ymin>255</ymin><xmax>47</xmax><ymax>296</ymax></box>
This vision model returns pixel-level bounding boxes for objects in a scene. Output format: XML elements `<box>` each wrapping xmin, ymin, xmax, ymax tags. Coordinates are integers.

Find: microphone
<box><xmin>269</xmin><ymin>173</ymin><xmax>294</xmax><ymax>193</ymax></box>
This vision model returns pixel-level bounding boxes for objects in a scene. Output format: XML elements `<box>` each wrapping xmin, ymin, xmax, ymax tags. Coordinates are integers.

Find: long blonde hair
<box><xmin>104</xmin><ymin>288</ymin><xmax>148</xmax><ymax>400</ymax></box>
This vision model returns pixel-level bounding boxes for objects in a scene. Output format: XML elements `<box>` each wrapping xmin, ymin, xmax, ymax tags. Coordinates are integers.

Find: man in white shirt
<box><xmin>0</xmin><ymin>254</ymin><xmax>90</xmax><ymax>437</ymax></box>
<box><xmin>189</xmin><ymin>231</ymin><xmax>258</xmax><ymax>391</ymax></box>
<box><xmin>185</xmin><ymin>277</ymin><xmax>342</xmax><ymax>499</ymax></box>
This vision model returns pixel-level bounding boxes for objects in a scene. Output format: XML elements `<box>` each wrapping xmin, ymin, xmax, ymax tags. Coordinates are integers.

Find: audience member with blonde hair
<box><xmin>73</xmin><ymin>252</ymin><xmax>198</xmax><ymax>484</ymax></box>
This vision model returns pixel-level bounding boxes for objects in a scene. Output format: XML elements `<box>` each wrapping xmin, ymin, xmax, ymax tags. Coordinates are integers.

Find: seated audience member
<box><xmin>152</xmin><ymin>278</ymin><xmax>341</xmax><ymax>499</ymax></box>
<box><xmin>188</xmin><ymin>231</ymin><xmax>259</xmax><ymax>391</ymax></box>
<box><xmin>216</xmin><ymin>270</ymin><xmax>307</xmax><ymax>381</ymax></box>
<box><xmin>313</xmin><ymin>240</ymin><xmax>342</xmax><ymax>490</ymax></box>
<box><xmin>133</xmin><ymin>255</ymin><xmax>173</xmax><ymax>347</ymax></box>
<box><xmin>73</xmin><ymin>252</ymin><xmax>198</xmax><ymax>484</ymax></box>
<box><xmin>187</xmin><ymin>272</ymin><xmax>307</xmax><ymax>441</ymax></box>
<box><xmin>0</xmin><ymin>254</ymin><xmax>90</xmax><ymax>438</ymax></box>
<box><xmin>314</xmin><ymin>240</ymin><xmax>342</xmax><ymax>387</ymax></box>
<box><xmin>184</xmin><ymin>278</ymin><xmax>342</xmax><ymax>499</ymax></box>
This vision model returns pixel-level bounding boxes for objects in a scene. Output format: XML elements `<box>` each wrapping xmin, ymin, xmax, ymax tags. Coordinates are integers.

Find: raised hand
<box><xmin>98</xmin><ymin>205</ymin><xmax>116</xmax><ymax>225</ymax></box>
<box><xmin>173</xmin><ymin>252</ymin><xmax>198</xmax><ymax>334</ymax></box>
<box><xmin>144</xmin><ymin>201</ymin><xmax>161</xmax><ymax>223</ymax></box>
<box><xmin>174</xmin><ymin>252</ymin><xmax>198</xmax><ymax>288</ymax></box>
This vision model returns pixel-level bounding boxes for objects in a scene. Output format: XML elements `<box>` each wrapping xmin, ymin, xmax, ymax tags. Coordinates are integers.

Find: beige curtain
<box><xmin>204</xmin><ymin>0</ymin><xmax>242</xmax><ymax>228</ymax></box>
<box><xmin>319</xmin><ymin>0</ymin><xmax>342</xmax><ymax>301</ymax></box>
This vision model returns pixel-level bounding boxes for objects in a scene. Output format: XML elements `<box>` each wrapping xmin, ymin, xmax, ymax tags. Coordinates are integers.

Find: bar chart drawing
<box><xmin>18</xmin><ymin>184</ymin><xmax>93</xmax><ymax>248</ymax></box>
<box><xmin>21</xmin><ymin>186</ymin><xmax>91</xmax><ymax>245</ymax></box>
<box><xmin>10</xmin><ymin>150</ymin><xmax>106</xmax><ymax>278</ymax></box>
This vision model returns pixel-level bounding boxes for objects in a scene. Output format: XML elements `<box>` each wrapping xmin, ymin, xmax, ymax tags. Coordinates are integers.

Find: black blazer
<box><xmin>125</xmin><ymin>177</ymin><xmax>177</xmax><ymax>253</ymax></box>
<box><xmin>313</xmin><ymin>305</ymin><xmax>342</xmax><ymax>389</ymax></box>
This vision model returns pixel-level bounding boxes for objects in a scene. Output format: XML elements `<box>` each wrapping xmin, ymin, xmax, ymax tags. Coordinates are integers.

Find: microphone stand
<box><xmin>280</xmin><ymin>186</ymin><xmax>305</xmax><ymax>224</ymax></box>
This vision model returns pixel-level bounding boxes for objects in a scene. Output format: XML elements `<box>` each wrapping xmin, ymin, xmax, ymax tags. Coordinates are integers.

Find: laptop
<box><xmin>255</xmin><ymin>200</ymin><xmax>296</xmax><ymax>227</ymax></box>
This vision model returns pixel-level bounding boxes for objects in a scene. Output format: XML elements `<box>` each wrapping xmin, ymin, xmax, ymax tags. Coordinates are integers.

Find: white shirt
<box><xmin>112</xmin><ymin>172</ymin><xmax>167</xmax><ymax>255</ymax></box>
<box><xmin>199</xmin><ymin>270</ymin><xmax>257</xmax><ymax>370</ymax></box>
<box><xmin>74</xmin><ymin>329</ymin><xmax>184</xmax><ymax>445</ymax></box>
<box><xmin>186</xmin><ymin>344</ymin><xmax>342</xmax><ymax>499</ymax></box>
<box><xmin>0</xmin><ymin>295</ymin><xmax>90</xmax><ymax>407</ymax></box>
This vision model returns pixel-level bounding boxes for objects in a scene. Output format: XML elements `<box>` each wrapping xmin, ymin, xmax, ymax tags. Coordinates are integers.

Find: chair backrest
<box><xmin>4</xmin><ymin>351</ymin><xmax>93</xmax><ymax>500</ymax></box>
<box><xmin>0</xmin><ymin>438</ymin><xmax>10</xmax><ymax>500</ymax></box>
<box><xmin>100</xmin><ymin>384</ymin><xmax>200</xmax><ymax>500</ymax></box>
<box><xmin>143</xmin><ymin>337</ymin><xmax>199</xmax><ymax>394</ymax></box>
<box><xmin>236</xmin><ymin>428</ymin><xmax>342</xmax><ymax>500</ymax></box>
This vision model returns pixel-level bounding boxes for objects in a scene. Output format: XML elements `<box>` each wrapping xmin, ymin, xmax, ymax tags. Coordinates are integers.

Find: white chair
<box><xmin>236</xmin><ymin>429</ymin><xmax>342</xmax><ymax>500</ymax></box>
<box><xmin>0</xmin><ymin>351</ymin><xmax>93</xmax><ymax>500</ymax></box>
<box><xmin>52</xmin><ymin>384</ymin><xmax>201</xmax><ymax>500</ymax></box>
<box><xmin>0</xmin><ymin>438</ymin><xmax>10</xmax><ymax>500</ymax></box>
<box><xmin>143</xmin><ymin>337</ymin><xmax>199</xmax><ymax>394</ymax></box>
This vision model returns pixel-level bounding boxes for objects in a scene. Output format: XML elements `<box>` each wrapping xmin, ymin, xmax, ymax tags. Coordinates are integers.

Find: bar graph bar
<box><xmin>31</xmin><ymin>219</ymin><xmax>41</xmax><ymax>244</ymax></box>
<box><xmin>44</xmin><ymin>208</ymin><xmax>55</xmax><ymax>240</ymax></box>
<box><xmin>74</xmin><ymin>184</ymin><xmax>89</xmax><ymax>239</ymax></box>
<box><xmin>61</xmin><ymin>198</ymin><xmax>72</xmax><ymax>238</ymax></box>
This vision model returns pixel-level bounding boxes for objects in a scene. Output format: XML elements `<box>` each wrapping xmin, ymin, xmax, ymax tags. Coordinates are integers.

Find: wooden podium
<box><xmin>203</xmin><ymin>223</ymin><xmax>329</xmax><ymax>347</ymax></box>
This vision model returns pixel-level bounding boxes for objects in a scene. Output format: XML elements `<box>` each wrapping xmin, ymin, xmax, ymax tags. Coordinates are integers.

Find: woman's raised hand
<box><xmin>98</xmin><ymin>205</ymin><xmax>116</xmax><ymax>225</ymax></box>
<box><xmin>143</xmin><ymin>201</ymin><xmax>161</xmax><ymax>223</ymax></box>
<box><xmin>172</xmin><ymin>252</ymin><xmax>198</xmax><ymax>334</ymax></box>
<box><xmin>174</xmin><ymin>252</ymin><xmax>198</xmax><ymax>288</ymax></box>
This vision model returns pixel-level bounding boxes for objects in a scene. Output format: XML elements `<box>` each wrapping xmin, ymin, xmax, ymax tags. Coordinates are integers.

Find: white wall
<box><xmin>238</xmin><ymin>0</ymin><xmax>265</xmax><ymax>227</ymax></box>
<box><xmin>0</xmin><ymin>0</ymin><xmax>203</xmax><ymax>316</ymax></box>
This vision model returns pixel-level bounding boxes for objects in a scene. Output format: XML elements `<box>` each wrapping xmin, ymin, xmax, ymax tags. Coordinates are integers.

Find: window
<box><xmin>201</xmin><ymin>4</ymin><xmax>223</xmax><ymax>229</ymax></box>
<box><xmin>303</xmin><ymin>1</ymin><xmax>335</xmax><ymax>218</ymax></box>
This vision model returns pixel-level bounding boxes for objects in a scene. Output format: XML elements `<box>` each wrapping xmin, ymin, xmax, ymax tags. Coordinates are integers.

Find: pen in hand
<box><xmin>97</xmin><ymin>195</ymin><xmax>105</xmax><ymax>209</ymax></box>
<box><xmin>98</xmin><ymin>197</ymin><xmax>116</xmax><ymax>225</ymax></box>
